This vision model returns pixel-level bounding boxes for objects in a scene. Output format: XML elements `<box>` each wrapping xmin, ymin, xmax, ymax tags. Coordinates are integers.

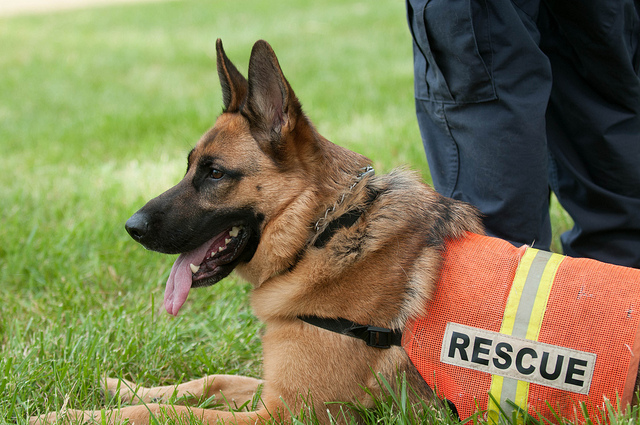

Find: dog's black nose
<box><xmin>125</xmin><ymin>212</ymin><xmax>149</xmax><ymax>242</ymax></box>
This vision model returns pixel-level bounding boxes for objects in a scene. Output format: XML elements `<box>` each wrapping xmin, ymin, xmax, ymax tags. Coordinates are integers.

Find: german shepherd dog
<box><xmin>30</xmin><ymin>39</ymin><xmax>484</xmax><ymax>424</ymax></box>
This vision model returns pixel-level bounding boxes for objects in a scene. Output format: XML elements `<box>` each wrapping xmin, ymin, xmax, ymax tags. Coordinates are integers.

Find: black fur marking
<box><xmin>284</xmin><ymin>186</ymin><xmax>379</xmax><ymax>274</ymax></box>
<box><xmin>425</xmin><ymin>197</ymin><xmax>454</xmax><ymax>249</ymax></box>
<box><xmin>314</xmin><ymin>208</ymin><xmax>365</xmax><ymax>248</ymax></box>
<box><xmin>314</xmin><ymin>186</ymin><xmax>380</xmax><ymax>249</ymax></box>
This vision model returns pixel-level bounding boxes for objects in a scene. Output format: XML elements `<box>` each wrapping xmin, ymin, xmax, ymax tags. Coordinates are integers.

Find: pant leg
<box><xmin>540</xmin><ymin>0</ymin><xmax>640</xmax><ymax>267</ymax></box>
<box><xmin>407</xmin><ymin>0</ymin><xmax>553</xmax><ymax>249</ymax></box>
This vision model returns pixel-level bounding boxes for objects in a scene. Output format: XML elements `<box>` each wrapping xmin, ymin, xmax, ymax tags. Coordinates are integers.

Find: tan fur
<box><xmin>29</xmin><ymin>40</ymin><xmax>483</xmax><ymax>424</ymax></box>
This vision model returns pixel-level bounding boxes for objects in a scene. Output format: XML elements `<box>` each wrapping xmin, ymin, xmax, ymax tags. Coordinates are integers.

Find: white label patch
<box><xmin>440</xmin><ymin>323</ymin><xmax>596</xmax><ymax>395</ymax></box>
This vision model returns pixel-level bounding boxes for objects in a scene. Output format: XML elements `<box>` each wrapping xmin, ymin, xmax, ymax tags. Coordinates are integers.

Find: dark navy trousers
<box><xmin>406</xmin><ymin>0</ymin><xmax>640</xmax><ymax>267</ymax></box>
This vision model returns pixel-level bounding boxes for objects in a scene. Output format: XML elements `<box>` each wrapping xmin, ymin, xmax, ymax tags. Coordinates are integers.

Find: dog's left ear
<box><xmin>216</xmin><ymin>39</ymin><xmax>248</xmax><ymax>113</ymax></box>
<box><xmin>244</xmin><ymin>40</ymin><xmax>302</xmax><ymax>150</ymax></box>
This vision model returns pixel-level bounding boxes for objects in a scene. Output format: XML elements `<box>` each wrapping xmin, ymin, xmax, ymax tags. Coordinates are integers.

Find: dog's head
<box><xmin>125</xmin><ymin>40</ymin><xmax>370</xmax><ymax>315</ymax></box>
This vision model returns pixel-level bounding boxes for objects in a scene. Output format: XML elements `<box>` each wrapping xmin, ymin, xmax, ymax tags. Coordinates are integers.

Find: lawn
<box><xmin>0</xmin><ymin>0</ymin><xmax>580</xmax><ymax>423</ymax></box>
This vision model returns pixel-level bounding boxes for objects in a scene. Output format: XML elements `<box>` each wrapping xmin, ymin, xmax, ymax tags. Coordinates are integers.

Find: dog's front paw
<box><xmin>28</xmin><ymin>411</ymin><xmax>64</xmax><ymax>425</ymax></box>
<box><xmin>102</xmin><ymin>376</ymin><xmax>145</xmax><ymax>404</ymax></box>
<box><xmin>28</xmin><ymin>409</ymin><xmax>101</xmax><ymax>425</ymax></box>
<box><xmin>28</xmin><ymin>412</ymin><xmax>53</xmax><ymax>425</ymax></box>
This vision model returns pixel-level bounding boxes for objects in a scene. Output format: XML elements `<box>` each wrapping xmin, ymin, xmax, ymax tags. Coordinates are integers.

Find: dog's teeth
<box><xmin>229</xmin><ymin>226</ymin><xmax>241</xmax><ymax>237</ymax></box>
<box><xmin>189</xmin><ymin>263</ymin><xmax>200</xmax><ymax>273</ymax></box>
<box><xmin>225</xmin><ymin>238</ymin><xmax>231</xmax><ymax>245</ymax></box>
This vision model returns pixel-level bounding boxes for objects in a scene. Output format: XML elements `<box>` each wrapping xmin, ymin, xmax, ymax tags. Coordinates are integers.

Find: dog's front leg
<box><xmin>29</xmin><ymin>404</ymin><xmax>274</xmax><ymax>425</ymax></box>
<box><xmin>105</xmin><ymin>374</ymin><xmax>264</xmax><ymax>408</ymax></box>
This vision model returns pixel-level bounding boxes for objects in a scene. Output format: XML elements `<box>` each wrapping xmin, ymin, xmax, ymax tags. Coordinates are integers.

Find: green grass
<box><xmin>0</xmin><ymin>0</ymin><xmax>578</xmax><ymax>423</ymax></box>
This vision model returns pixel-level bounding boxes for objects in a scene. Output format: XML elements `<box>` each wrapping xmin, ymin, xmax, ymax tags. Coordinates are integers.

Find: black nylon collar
<box><xmin>296</xmin><ymin>169</ymin><xmax>402</xmax><ymax>349</ymax></box>
<box><xmin>299</xmin><ymin>315</ymin><xmax>403</xmax><ymax>349</ymax></box>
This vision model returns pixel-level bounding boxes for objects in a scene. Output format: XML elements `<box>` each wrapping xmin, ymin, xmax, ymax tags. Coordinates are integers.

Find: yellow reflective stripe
<box><xmin>487</xmin><ymin>378</ymin><xmax>504</xmax><ymax>423</ymax></box>
<box><xmin>487</xmin><ymin>248</ymin><xmax>565</xmax><ymax>423</ymax></box>
<box><xmin>513</xmin><ymin>379</ymin><xmax>529</xmax><ymax>419</ymax></box>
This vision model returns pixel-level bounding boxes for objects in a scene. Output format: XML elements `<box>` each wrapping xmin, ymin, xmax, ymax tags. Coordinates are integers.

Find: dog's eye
<box><xmin>209</xmin><ymin>169</ymin><xmax>225</xmax><ymax>180</ymax></box>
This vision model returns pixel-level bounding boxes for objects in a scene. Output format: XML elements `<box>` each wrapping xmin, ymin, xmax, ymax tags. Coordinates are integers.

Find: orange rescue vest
<box><xmin>403</xmin><ymin>232</ymin><xmax>640</xmax><ymax>422</ymax></box>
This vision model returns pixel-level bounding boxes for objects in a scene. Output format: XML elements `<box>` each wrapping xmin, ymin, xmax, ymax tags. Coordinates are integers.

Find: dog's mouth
<box><xmin>164</xmin><ymin>224</ymin><xmax>251</xmax><ymax>316</ymax></box>
<box><xmin>190</xmin><ymin>225</ymin><xmax>250</xmax><ymax>285</ymax></box>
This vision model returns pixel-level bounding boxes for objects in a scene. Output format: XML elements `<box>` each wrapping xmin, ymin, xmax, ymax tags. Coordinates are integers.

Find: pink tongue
<box><xmin>164</xmin><ymin>241</ymin><xmax>213</xmax><ymax>316</ymax></box>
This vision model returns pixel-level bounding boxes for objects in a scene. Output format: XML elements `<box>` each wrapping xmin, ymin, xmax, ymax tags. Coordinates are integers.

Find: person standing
<box><xmin>406</xmin><ymin>0</ymin><xmax>640</xmax><ymax>268</ymax></box>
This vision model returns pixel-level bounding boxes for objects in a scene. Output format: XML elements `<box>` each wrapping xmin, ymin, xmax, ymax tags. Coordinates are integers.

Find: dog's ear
<box><xmin>216</xmin><ymin>39</ymin><xmax>248</xmax><ymax>113</ymax></box>
<box><xmin>244</xmin><ymin>40</ymin><xmax>302</xmax><ymax>152</ymax></box>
